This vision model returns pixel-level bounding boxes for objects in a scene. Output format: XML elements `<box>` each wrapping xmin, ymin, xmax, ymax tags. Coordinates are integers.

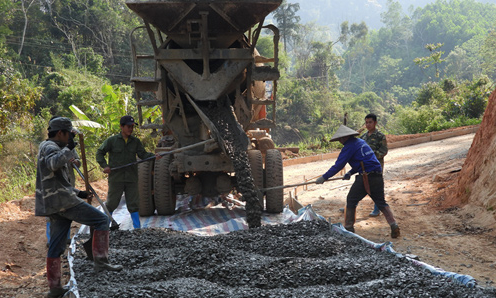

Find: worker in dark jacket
<box><xmin>35</xmin><ymin>117</ymin><xmax>122</xmax><ymax>298</ymax></box>
<box><xmin>96</xmin><ymin>115</ymin><xmax>161</xmax><ymax>229</ymax></box>
<box><xmin>316</xmin><ymin>125</ymin><xmax>400</xmax><ymax>238</ymax></box>
<box><xmin>360</xmin><ymin>113</ymin><xmax>388</xmax><ymax>217</ymax></box>
<box><xmin>45</xmin><ymin>116</ymin><xmax>84</xmax><ymax>246</ymax></box>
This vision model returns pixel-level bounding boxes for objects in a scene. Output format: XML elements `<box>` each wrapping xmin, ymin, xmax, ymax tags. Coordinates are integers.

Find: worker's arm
<box><xmin>95</xmin><ymin>138</ymin><xmax>110</xmax><ymax>169</ymax></box>
<box><xmin>322</xmin><ymin>148</ymin><xmax>354</xmax><ymax>180</ymax></box>
<box><xmin>375</xmin><ymin>134</ymin><xmax>388</xmax><ymax>159</ymax></box>
<box><xmin>44</xmin><ymin>145</ymin><xmax>74</xmax><ymax>172</ymax></box>
<box><xmin>136</xmin><ymin>138</ymin><xmax>155</xmax><ymax>160</ymax></box>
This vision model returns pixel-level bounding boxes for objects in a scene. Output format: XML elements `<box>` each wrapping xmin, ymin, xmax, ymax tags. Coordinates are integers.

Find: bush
<box><xmin>395</xmin><ymin>105</ymin><xmax>444</xmax><ymax>134</ymax></box>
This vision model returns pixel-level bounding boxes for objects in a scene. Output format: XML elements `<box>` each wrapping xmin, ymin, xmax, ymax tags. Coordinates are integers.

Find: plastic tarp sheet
<box><xmin>329</xmin><ymin>223</ymin><xmax>477</xmax><ymax>288</ymax></box>
<box><xmin>77</xmin><ymin>195</ymin><xmax>325</xmax><ymax>235</ymax></box>
<box><xmin>66</xmin><ymin>195</ymin><xmax>477</xmax><ymax>298</ymax></box>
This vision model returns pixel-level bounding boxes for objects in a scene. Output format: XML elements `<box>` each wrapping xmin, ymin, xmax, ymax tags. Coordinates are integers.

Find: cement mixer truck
<box><xmin>126</xmin><ymin>0</ymin><xmax>284</xmax><ymax>223</ymax></box>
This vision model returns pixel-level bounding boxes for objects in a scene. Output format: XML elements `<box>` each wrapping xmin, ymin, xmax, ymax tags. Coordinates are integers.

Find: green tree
<box><xmin>338</xmin><ymin>21</ymin><xmax>368</xmax><ymax>48</ymax></box>
<box><xmin>0</xmin><ymin>0</ymin><xmax>14</xmax><ymax>45</ymax></box>
<box><xmin>0</xmin><ymin>73</ymin><xmax>40</xmax><ymax>135</ymax></box>
<box><xmin>272</xmin><ymin>0</ymin><xmax>301</xmax><ymax>53</ymax></box>
<box><xmin>414</xmin><ymin>43</ymin><xmax>446</xmax><ymax>78</ymax></box>
<box><xmin>308</xmin><ymin>41</ymin><xmax>343</xmax><ymax>89</ymax></box>
<box><xmin>15</xmin><ymin>0</ymin><xmax>39</xmax><ymax>55</ymax></box>
<box><xmin>380</xmin><ymin>0</ymin><xmax>413</xmax><ymax>55</ymax></box>
<box><xmin>481</xmin><ymin>30</ymin><xmax>496</xmax><ymax>80</ymax></box>
<box><xmin>415</xmin><ymin>81</ymin><xmax>446</xmax><ymax>107</ymax></box>
<box><xmin>374</xmin><ymin>55</ymin><xmax>403</xmax><ymax>91</ymax></box>
<box><xmin>461</xmin><ymin>76</ymin><xmax>491</xmax><ymax>118</ymax></box>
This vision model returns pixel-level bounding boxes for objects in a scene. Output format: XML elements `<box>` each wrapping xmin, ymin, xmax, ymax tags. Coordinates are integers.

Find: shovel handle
<box><xmin>73</xmin><ymin>164</ymin><xmax>119</xmax><ymax>228</ymax></box>
<box><xmin>109</xmin><ymin>139</ymin><xmax>216</xmax><ymax>171</ymax></box>
<box><xmin>78</xmin><ymin>133</ymin><xmax>91</xmax><ymax>204</ymax></box>
<box><xmin>260</xmin><ymin>176</ymin><xmax>345</xmax><ymax>192</ymax></box>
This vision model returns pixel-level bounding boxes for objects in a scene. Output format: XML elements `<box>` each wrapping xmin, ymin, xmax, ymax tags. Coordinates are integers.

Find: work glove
<box><xmin>67</xmin><ymin>133</ymin><xmax>77</xmax><ymax>150</ymax></box>
<box><xmin>316</xmin><ymin>176</ymin><xmax>326</xmax><ymax>184</ymax></box>
<box><xmin>77</xmin><ymin>190</ymin><xmax>90</xmax><ymax>199</ymax></box>
<box><xmin>343</xmin><ymin>172</ymin><xmax>351</xmax><ymax>180</ymax></box>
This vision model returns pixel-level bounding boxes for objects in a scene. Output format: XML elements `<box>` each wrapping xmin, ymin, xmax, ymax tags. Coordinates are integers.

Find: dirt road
<box><xmin>284</xmin><ymin>133</ymin><xmax>496</xmax><ymax>287</ymax></box>
<box><xmin>1</xmin><ymin>132</ymin><xmax>495</xmax><ymax>297</ymax></box>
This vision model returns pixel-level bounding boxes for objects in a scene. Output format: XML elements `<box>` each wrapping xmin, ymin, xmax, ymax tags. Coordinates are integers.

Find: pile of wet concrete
<box><xmin>72</xmin><ymin>221</ymin><xmax>496</xmax><ymax>297</ymax></box>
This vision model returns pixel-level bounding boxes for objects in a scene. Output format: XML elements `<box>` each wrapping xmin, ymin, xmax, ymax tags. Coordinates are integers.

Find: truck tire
<box><xmin>248</xmin><ymin>150</ymin><xmax>264</xmax><ymax>210</ymax></box>
<box><xmin>138</xmin><ymin>160</ymin><xmax>155</xmax><ymax>216</ymax></box>
<box><xmin>264</xmin><ymin>149</ymin><xmax>284</xmax><ymax>213</ymax></box>
<box><xmin>154</xmin><ymin>155</ymin><xmax>176</xmax><ymax>215</ymax></box>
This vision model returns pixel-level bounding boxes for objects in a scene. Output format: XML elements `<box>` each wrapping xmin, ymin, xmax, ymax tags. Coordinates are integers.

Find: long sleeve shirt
<box><xmin>96</xmin><ymin>133</ymin><xmax>155</xmax><ymax>183</ymax></box>
<box><xmin>35</xmin><ymin>140</ymin><xmax>84</xmax><ymax>216</ymax></box>
<box><xmin>322</xmin><ymin>137</ymin><xmax>382</xmax><ymax>180</ymax></box>
<box><xmin>360</xmin><ymin>129</ymin><xmax>388</xmax><ymax>168</ymax></box>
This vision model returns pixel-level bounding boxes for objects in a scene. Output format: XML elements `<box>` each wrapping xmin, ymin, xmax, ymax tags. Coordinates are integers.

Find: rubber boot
<box><xmin>369</xmin><ymin>204</ymin><xmax>381</xmax><ymax>217</ymax></box>
<box><xmin>344</xmin><ymin>207</ymin><xmax>356</xmax><ymax>233</ymax></box>
<box><xmin>380</xmin><ymin>206</ymin><xmax>401</xmax><ymax>238</ymax></box>
<box><xmin>46</xmin><ymin>257</ymin><xmax>68</xmax><ymax>298</ymax></box>
<box><xmin>130</xmin><ymin>212</ymin><xmax>141</xmax><ymax>229</ymax></box>
<box><xmin>83</xmin><ymin>227</ymin><xmax>94</xmax><ymax>261</ymax></box>
<box><xmin>92</xmin><ymin>230</ymin><xmax>123</xmax><ymax>273</ymax></box>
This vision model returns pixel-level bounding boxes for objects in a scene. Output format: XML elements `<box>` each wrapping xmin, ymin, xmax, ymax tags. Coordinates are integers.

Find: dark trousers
<box><xmin>346</xmin><ymin>173</ymin><xmax>389</xmax><ymax>209</ymax></box>
<box><xmin>47</xmin><ymin>202</ymin><xmax>109</xmax><ymax>258</ymax></box>
<box><xmin>106</xmin><ymin>181</ymin><xmax>139</xmax><ymax>213</ymax></box>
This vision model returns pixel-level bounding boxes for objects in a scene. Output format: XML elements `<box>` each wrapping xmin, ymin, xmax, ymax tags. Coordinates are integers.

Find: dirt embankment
<box><xmin>385</xmin><ymin>125</ymin><xmax>479</xmax><ymax>144</ymax></box>
<box><xmin>451</xmin><ymin>89</ymin><xmax>496</xmax><ymax>208</ymax></box>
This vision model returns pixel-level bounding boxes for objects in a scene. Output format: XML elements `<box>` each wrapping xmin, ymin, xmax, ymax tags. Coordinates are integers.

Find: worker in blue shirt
<box><xmin>316</xmin><ymin>125</ymin><xmax>400</xmax><ymax>238</ymax></box>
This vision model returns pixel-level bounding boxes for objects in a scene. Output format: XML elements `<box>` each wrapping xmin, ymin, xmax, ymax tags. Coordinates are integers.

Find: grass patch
<box><xmin>0</xmin><ymin>139</ymin><xmax>38</xmax><ymax>203</ymax></box>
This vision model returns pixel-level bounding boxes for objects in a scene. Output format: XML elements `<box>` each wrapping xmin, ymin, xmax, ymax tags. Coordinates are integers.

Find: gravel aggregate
<box><xmin>72</xmin><ymin>220</ymin><xmax>496</xmax><ymax>297</ymax></box>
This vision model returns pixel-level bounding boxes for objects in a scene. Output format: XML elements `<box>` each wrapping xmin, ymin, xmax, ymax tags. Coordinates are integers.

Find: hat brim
<box><xmin>329</xmin><ymin>125</ymin><xmax>360</xmax><ymax>141</ymax></box>
<box><xmin>329</xmin><ymin>133</ymin><xmax>358</xmax><ymax>142</ymax></box>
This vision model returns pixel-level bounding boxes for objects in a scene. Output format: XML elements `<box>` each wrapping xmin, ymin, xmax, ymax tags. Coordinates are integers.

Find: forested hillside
<box><xmin>291</xmin><ymin>0</ymin><xmax>496</xmax><ymax>31</ymax></box>
<box><xmin>0</xmin><ymin>0</ymin><xmax>494</xmax><ymax>202</ymax></box>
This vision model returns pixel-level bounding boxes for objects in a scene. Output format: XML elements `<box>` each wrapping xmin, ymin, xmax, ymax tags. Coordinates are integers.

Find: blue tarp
<box><xmin>66</xmin><ymin>196</ymin><xmax>477</xmax><ymax>297</ymax></box>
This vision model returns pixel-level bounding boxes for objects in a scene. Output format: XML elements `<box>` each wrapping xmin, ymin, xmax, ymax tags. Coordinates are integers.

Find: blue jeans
<box><xmin>47</xmin><ymin>202</ymin><xmax>109</xmax><ymax>258</ymax></box>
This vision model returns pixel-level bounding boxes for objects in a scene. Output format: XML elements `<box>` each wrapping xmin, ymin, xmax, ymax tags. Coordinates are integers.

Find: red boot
<box><xmin>46</xmin><ymin>257</ymin><xmax>68</xmax><ymax>298</ymax></box>
<box><xmin>380</xmin><ymin>206</ymin><xmax>401</xmax><ymax>238</ymax></box>
<box><xmin>92</xmin><ymin>230</ymin><xmax>123</xmax><ymax>273</ymax></box>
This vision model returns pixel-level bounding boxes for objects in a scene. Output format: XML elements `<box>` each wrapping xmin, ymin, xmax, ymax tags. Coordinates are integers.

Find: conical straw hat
<box><xmin>329</xmin><ymin>125</ymin><xmax>359</xmax><ymax>141</ymax></box>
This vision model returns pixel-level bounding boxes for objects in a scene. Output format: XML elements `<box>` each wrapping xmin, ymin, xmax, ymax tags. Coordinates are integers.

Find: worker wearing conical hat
<box><xmin>316</xmin><ymin>125</ymin><xmax>400</xmax><ymax>238</ymax></box>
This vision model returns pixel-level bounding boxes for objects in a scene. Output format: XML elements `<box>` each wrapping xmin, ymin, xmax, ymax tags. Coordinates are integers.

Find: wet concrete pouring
<box><xmin>72</xmin><ymin>220</ymin><xmax>496</xmax><ymax>297</ymax></box>
<box><xmin>202</xmin><ymin>102</ymin><xmax>262</xmax><ymax>228</ymax></box>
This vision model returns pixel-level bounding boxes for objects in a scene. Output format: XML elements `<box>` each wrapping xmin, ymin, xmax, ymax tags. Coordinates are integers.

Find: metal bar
<box><xmin>260</xmin><ymin>176</ymin><xmax>345</xmax><ymax>192</ymax></box>
<box><xmin>167</xmin><ymin>3</ymin><xmax>196</xmax><ymax>32</ymax></box>
<box><xmin>209</xmin><ymin>3</ymin><xmax>240</xmax><ymax>31</ymax></box>
<box><xmin>109</xmin><ymin>139</ymin><xmax>216</xmax><ymax>171</ymax></box>
<box><xmin>144</xmin><ymin>21</ymin><xmax>158</xmax><ymax>54</ymax></box>
<box><xmin>156</xmin><ymin>48</ymin><xmax>253</xmax><ymax>60</ymax></box>
<box><xmin>184</xmin><ymin>94</ymin><xmax>226</xmax><ymax>154</ymax></box>
<box><xmin>200</xmin><ymin>11</ymin><xmax>210</xmax><ymax>80</ymax></box>
<box><xmin>250</xmin><ymin>18</ymin><xmax>265</xmax><ymax>51</ymax></box>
